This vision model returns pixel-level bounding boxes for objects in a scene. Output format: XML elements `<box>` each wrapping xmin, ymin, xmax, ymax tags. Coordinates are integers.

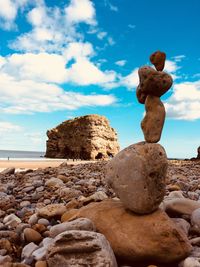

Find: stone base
<box><xmin>106</xmin><ymin>142</ymin><xmax>168</xmax><ymax>214</ymax></box>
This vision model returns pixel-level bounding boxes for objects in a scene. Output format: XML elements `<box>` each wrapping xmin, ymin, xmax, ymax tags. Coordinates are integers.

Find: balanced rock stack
<box><xmin>101</xmin><ymin>51</ymin><xmax>192</xmax><ymax>264</ymax></box>
<box><xmin>107</xmin><ymin>51</ymin><xmax>172</xmax><ymax>214</ymax></box>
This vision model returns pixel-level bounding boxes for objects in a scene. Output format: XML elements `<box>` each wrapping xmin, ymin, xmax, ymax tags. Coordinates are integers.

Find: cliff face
<box><xmin>45</xmin><ymin>114</ymin><xmax>120</xmax><ymax>160</ymax></box>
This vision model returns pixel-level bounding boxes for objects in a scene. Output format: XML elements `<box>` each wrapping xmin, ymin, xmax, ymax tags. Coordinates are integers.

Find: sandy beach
<box><xmin>0</xmin><ymin>159</ymin><xmax>94</xmax><ymax>171</ymax></box>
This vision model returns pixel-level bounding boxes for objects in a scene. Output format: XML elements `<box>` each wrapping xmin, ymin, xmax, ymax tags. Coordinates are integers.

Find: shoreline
<box><xmin>0</xmin><ymin>159</ymin><xmax>96</xmax><ymax>171</ymax></box>
<box><xmin>0</xmin><ymin>158</ymin><xmax>198</xmax><ymax>172</ymax></box>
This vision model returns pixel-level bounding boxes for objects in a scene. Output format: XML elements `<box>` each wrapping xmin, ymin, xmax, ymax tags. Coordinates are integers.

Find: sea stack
<box><xmin>45</xmin><ymin>114</ymin><xmax>119</xmax><ymax>160</ymax></box>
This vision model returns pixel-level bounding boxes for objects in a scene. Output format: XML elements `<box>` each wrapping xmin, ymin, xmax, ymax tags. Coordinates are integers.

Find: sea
<box><xmin>0</xmin><ymin>150</ymin><xmax>46</xmax><ymax>160</ymax></box>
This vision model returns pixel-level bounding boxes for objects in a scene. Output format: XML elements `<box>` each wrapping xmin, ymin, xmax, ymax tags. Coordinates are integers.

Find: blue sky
<box><xmin>0</xmin><ymin>0</ymin><xmax>199</xmax><ymax>158</ymax></box>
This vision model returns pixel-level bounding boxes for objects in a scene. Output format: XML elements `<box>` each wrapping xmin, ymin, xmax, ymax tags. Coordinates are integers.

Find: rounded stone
<box><xmin>35</xmin><ymin>260</ymin><xmax>47</xmax><ymax>267</ymax></box>
<box><xmin>24</xmin><ymin>228</ymin><xmax>42</xmax><ymax>244</ymax></box>
<box><xmin>141</xmin><ymin>95</ymin><xmax>166</xmax><ymax>143</ymax></box>
<box><xmin>106</xmin><ymin>142</ymin><xmax>168</xmax><ymax>214</ymax></box>
<box><xmin>138</xmin><ymin>66</ymin><xmax>173</xmax><ymax>97</ymax></box>
<box><xmin>136</xmin><ymin>85</ymin><xmax>147</xmax><ymax>104</ymax></box>
<box><xmin>37</xmin><ymin>204</ymin><xmax>67</xmax><ymax>219</ymax></box>
<box><xmin>37</xmin><ymin>219</ymin><xmax>50</xmax><ymax>226</ymax></box>
<box><xmin>191</xmin><ymin>208</ymin><xmax>200</xmax><ymax>233</ymax></box>
<box><xmin>150</xmin><ymin>51</ymin><xmax>166</xmax><ymax>71</ymax></box>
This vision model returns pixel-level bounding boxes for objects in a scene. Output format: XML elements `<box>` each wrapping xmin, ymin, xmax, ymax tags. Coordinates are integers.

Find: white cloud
<box><xmin>0</xmin><ymin>0</ymin><xmax>29</xmax><ymax>30</ymax></box>
<box><xmin>115</xmin><ymin>60</ymin><xmax>127</xmax><ymax>67</ymax></box>
<box><xmin>104</xmin><ymin>0</ymin><xmax>118</xmax><ymax>12</ymax></box>
<box><xmin>164</xmin><ymin>60</ymin><xmax>179</xmax><ymax>73</ymax></box>
<box><xmin>107</xmin><ymin>37</ymin><xmax>115</xmax><ymax>46</ymax></box>
<box><xmin>65</xmin><ymin>0</ymin><xmax>96</xmax><ymax>25</ymax></box>
<box><xmin>97</xmin><ymin>31</ymin><xmax>107</xmax><ymax>40</ymax></box>
<box><xmin>165</xmin><ymin>80</ymin><xmax>200</xmax><ymax>120</ymax></box>
<box><xmin>0</xmin><ymin>121</ymin><xmax>22</xmax><ymax>133</ymax></box>
<box><xmin>120</xmin><ymin>68</ymin><xmax>139</xmax><ymax>89</ymax></box>
<box><xmin>66</xmin><ymin>57</ymin><xmax>116</xmax><ymax>85</ymax></box>
<box><xmin>2</xmin><ymin>52</ymin><xmax>68</xmax><ymax>83</ymax></box>
<box><xmin>9</xmin><ymin>0</ymin><xmax>97</xmax><ymax>53</ymax></box>
<box><xmin>27</xmin><ymin>6</ymin><xmax>45</xmax><ymax>27</ymax></box>
<box><xmin>0</xmin><ymin>71</ymin><xmax>117</xmax><ymax>114</ymax></box>
<box><xmin>64</xmin><ymin>42</ymin><xmax>94</xmax><ymax>61</ymax></box>
<box><xmin>24</xmin><ymin>132</ymin><xmax>44</xmax><ymax>145</ymax></box>
<box><xmin>0</xmin><ymin>48</ymin><xmax>118</xmax><ymax>114</ymax></box>
<box><xmin>172</xmin><ymin>55</ymin><xmax>186</xmax><ymax>62</ymax></box>
<box><xmin>128</xmin><ymin>24</ymin><xmax>136</xmax><ymax>29</ymax></box>
<box><xmin>1</xmin><ymin>42</ymin><xmax>118</xmax><ymax>87</ymax></box>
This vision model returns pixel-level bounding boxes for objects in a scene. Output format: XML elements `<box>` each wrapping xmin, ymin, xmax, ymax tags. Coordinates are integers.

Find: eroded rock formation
<box><xmin>197</xmin><ymin>146</ymin><xmax>200</xmax><ymax>159</ymax></box>
<box><xmin>45</xmin><ymin>114</ymin><xmax>119</xmax><ymax>160</ymax></box>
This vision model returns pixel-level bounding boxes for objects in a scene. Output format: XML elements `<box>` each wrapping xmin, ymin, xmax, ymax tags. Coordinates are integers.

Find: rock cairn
<box><xmin>103</xmin><ymin>52</ymin><xmax>192</xmax><ymax>264</ymax></box>
<box><xmin>107</xmin><ymin>51</ymin><xmax>172</xmax><ymax>214</ymax></box>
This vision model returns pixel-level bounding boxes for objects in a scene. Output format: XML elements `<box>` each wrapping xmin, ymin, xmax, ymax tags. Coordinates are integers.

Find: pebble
<box><xmin>179</xmin><ymin>257</ymin><xmax>200</xmax><ymax>267</ymax></box>
<box><xmin>37</xmin><ymin>204</ymin><xmax>67</xmax><ymax>219</ymax></box>
<box><xmin>35</xmin><ymin>261</ymin><xmax>47</xmax><ymax>267</ymax></box>
<box><xmin>3</xmin><ymin>214</ymin><xmax>21</xmax><ymax>228</ymax></box>
<box><xmin>21</xmin><ymin>242</ymin><xmax>38</xmax><ymax>260</ymax></box>
<box><xmin>1</xmin><ymin>168</ymin><xmax>15</xmax><ymax>175</ymax></box>
<box><xmin>191</xmin><ymin>208</ymin><xmax>200</xmax><ymax>233</ymax></box>
<box><xmin>0</xmin><ymin>255</ymin><xmax>12</xmax><ymax>264</ymax></box>
<box><xmin>163</xmin><ymin>198</ymin><xmax>200</xmax><ymax>215</ymax></box>
<box><xmin>37</xmin><ymin>219</ymin><xmax>50</xmax><ymax>226</ymax></box>
<box><xmin>24</xmin><ymin>228</ymin><xmax>42</xmax><ymax>243</ymax></box>
<box><xmin>28</xmin><ymin>214</ymin><xmax>38</xmax><ymax>226</ymax></box>
<box><xmin>50</xmin><ymin>218</ymin><xmax>95</xmax><ymax>237</ymax></box>
<box><xmin>45</xmin><ymin>178</ymin><xmax>64</xmax><ymax>188</ymax></box>
<box><xmin>20</xmin><ymin>201</ymin><xmax>31</xmax><ymax>208</ymax></box>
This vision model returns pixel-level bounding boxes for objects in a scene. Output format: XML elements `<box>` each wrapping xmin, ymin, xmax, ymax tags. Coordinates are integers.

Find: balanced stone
<box><xmin>138</xmin><ymin>66</ymin><xmax>173</xmax><ymax>97</ymax></box>
<box><xmin>136</xmin><ymin>85</ymin><xmax>147</xmax><ymax>104</ymax></box>
<box><xmin>106</xmin><ymin>142</ymin><xmax>168</xmax><ymax>214</ymax></box>
<box><xmin>141</xmin><ymin>95</ymin><xmax>166</xmax><ymax>143</ymax></box>
<box><xmin>150</xmin><ymin>51</ymin><xmax>166</xmax><ymax>71</ymax></box>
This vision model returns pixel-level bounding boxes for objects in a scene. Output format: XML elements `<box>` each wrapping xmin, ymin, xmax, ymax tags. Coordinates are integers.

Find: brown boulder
<box><xmin>45</xmin><ymin>114</ymin><xmax>119</xmax><ymax>160</ymax></box>
<box><xmin>67</xmin><ymin>199</ymin><xmax>192</xmax><ymax>264</ymax></box>
<box><xmin>150</xmin><ymin>51</ymin><xmax>166</xmax><ymax>71</ymax></box>
<box><xmin>141</xmin><ymin>95</ymin><xmax>166</xmax><ymax>143</ymax></box>
<box><xmin>106</xmin><ymin>142</ymin><xmax>167</xmax><ymax>214</ymax></box>
<box><xmin>138</xmin><ymin>66</ymin><xmax>173</xmax><ymax>97</ymax></box>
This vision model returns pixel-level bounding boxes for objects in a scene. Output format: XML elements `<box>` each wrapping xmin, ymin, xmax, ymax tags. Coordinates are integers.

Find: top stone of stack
<box><xmin>137</xmin><ymin>51</ymin><xmax>173</xmax><ymax>143</ymax></box>
<box><xmin>150</xmin><ymin>51</ymin><xmax>166</xmax><ymax>71</ymax></box>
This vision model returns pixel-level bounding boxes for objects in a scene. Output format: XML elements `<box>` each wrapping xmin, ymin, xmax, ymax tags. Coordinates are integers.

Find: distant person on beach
<box><xmin>8</xmin><ymin>157</ymin><xmax>9</xmax><ymax>161</ymax></box>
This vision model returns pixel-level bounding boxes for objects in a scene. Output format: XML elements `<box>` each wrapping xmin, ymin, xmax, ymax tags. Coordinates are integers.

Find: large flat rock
<box><xmin>67</xmin><ymin>199</ymin><xmax>191</xmax><ymax>264</ymax></box>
